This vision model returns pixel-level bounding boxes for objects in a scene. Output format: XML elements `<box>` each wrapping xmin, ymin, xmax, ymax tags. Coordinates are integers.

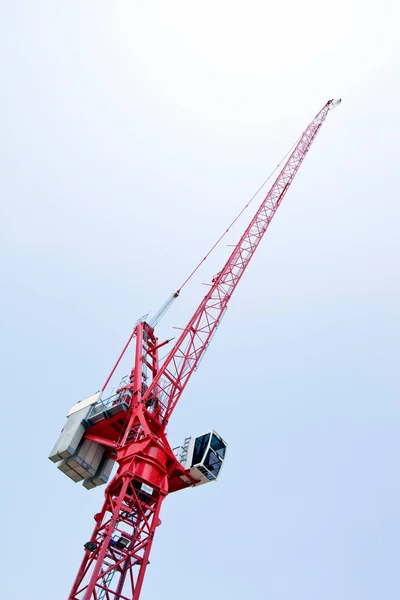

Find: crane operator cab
<box><xmin>177</xmin><ymin>431</ymin><xmax>227</xmax><ymax>485</ymax></box>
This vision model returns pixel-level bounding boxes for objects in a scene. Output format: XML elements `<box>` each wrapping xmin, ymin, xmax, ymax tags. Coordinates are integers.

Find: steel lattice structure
<box><xmin>53</xmin><ymin>99</ymin><xmax>340</xmax><ymax>600</ymax></box>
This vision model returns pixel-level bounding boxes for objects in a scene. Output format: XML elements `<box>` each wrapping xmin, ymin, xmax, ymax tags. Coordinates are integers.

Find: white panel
<box><xmin>68</xmin><ymin>470</ymin><xmax>85</xmax><ymax>483</ymax></box>
<box><xmin>92</xmin><ymin>457</ymin><xmax>115</xmax><ymax>486</ymax></box>
<box><xmin>82</xmin><ymin>478</ymin><xmax>96</xmax><ymax>490</ymax></box>
<box><xmin>67</xmin><ymin>391</ymin><xmax>102</xmax><ymax>417</ymax></box>
<box><xmin>75</xmin><ymin>464</ymin><xmax>90</xmax><ymax>477</ymax></box>
<box><xmin>48</xmin><ymin>404</ymin><xmax>93</xmax><ymax>463</ymax></box>
<box><xmin>57</xmin><ymin>459</ymin><xmax>84</xmax><ymax>482</ymax></box>
<box><xmin>67</xmin><ymin>439</ymin><xmax>106</xmax><ymax>479</ymax></box>
<box><xmin>83</xmin><ymin>457</ymin><xmax>115</xmax><ymax>490</ymax></box>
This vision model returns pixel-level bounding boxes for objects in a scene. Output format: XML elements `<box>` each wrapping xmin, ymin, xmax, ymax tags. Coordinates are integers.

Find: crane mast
<box><xmin>49</xmin><ymin>99</ymin><xmax>341</xmax><ymax>600</ymax></box>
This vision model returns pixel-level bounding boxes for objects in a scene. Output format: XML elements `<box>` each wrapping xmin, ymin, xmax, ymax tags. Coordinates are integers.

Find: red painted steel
<box><xmin>68</xmin><ymin>100</ymin><xmax>337</xmax><ymax>599</ymax></box>
<box><xmin>140</xmin><ymin>99</ymin><xmax>334</xmax><ymax>426</ymax></box>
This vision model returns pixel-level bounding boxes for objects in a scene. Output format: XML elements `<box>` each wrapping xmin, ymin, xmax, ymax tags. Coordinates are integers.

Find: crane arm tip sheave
<box><xmin>329</xmin><ymin>98</ymin><xmax>342</xmax><ymax>109</ymax></box>
<box><xmin>49</xmin><ymin>99</ymin><xmax>340</xmax><ymax>600</ymax></box>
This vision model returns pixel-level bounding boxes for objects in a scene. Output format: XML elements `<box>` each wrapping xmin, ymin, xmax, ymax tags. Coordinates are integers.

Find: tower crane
<box><xmin>49</xmin><ymin>98</ymin><xmax>341</xmax><ymax>599</ymax></box>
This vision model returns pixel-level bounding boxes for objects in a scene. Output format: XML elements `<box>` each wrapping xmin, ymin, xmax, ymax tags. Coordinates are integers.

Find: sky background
<box><xmin>1</xmin><ymin>1</ymin><xmax>400</xmax><ymax>599</ymax></box>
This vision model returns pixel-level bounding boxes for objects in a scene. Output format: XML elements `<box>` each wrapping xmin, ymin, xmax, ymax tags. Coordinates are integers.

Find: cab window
<box><xmin>192</xmin><ymin>433</ymin><xmax>210</xmax><ymax>466</ymax></box>
<box><xmin>210</xmin><ymin>434</ymin><xmax>226</xmax><ymax>459</ymax></box>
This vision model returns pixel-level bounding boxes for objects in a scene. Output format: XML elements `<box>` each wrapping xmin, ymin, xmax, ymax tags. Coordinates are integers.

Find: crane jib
<box><xmin>141</xmin><ymin>100</ymin><xmax>335</xmax><ymax>426</ymax></box>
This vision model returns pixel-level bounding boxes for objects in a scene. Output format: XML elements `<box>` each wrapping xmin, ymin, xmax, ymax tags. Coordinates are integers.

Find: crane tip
<box><xmin>329</xmin><ymin>98</ymin><xmax>342</xmax><ymax>110</ymax></box>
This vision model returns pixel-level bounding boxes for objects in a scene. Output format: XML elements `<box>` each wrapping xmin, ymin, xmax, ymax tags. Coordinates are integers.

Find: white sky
<box><xmin>1</xmin><ymin>2</ymin><xmax>399</xmax><ymax>599</ymax></box>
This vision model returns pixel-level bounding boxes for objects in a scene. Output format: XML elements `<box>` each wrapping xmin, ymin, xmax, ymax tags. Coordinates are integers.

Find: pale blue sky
<box><xmin>1</xmin><ymin>2</ymin><xmax>399</xmax><ymax>599</ymax></box>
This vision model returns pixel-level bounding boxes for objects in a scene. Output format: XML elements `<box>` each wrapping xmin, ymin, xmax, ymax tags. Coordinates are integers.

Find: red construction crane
<box><xmin>49</xmin><ymin>98</ymin><xmax>341</xmax><ymax>599</ymax></box>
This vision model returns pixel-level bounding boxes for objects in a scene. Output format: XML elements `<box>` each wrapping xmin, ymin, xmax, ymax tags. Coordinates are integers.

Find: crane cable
<box><xmin>177</xmin><ymin>133</ymin><xmax>301</xmax><ymax>293</ymax></box>
<box><xmin>102</xmin><ymin>133</ymin><xmax>303</xmax><ymax>390</ymax></box>
<box><xmin>148</xmin><ymin>132</ymin><xmax>302</xmax><ymax>328</ymax></box>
